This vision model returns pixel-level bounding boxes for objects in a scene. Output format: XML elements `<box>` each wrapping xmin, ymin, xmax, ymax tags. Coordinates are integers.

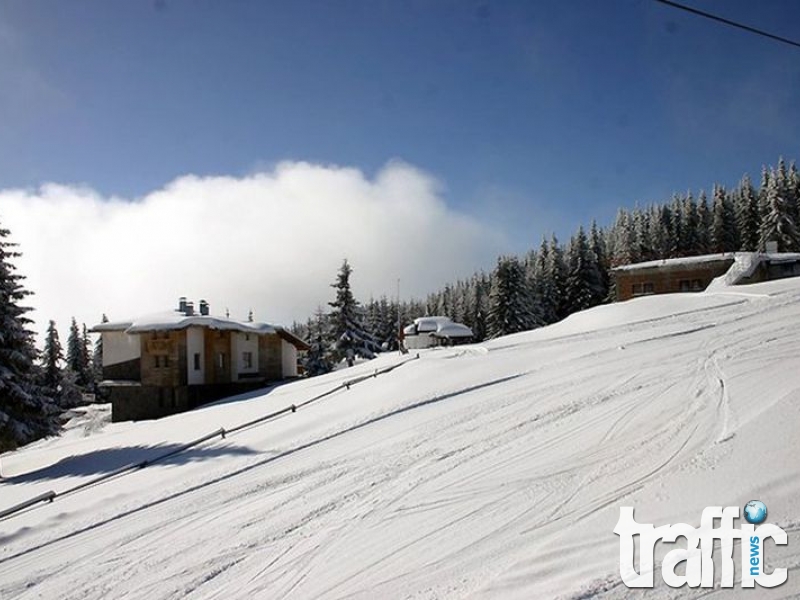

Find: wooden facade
<box><xmin>613</xmin><ymin>257</ymin><xmax>735</xmax><ymax>302</ymax></box>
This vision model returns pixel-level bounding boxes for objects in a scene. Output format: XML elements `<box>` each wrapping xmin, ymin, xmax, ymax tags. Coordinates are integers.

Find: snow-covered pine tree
<box><xmin>670</xmin><ymin>194</ymin><xmax>684</xmax><ymax>256</ymax></box>
<box><xmin>327</xmin><ymin>259</ymin><xmax>380</xmax><ymax>367</ymax></box>
<box><xmin>711</xmin><ymin>185</ymin><xmax>737</xmax><ymax>253</ymax></box>
<box><xmin>565</xmin><ymin>225</ymin><xmax>604</xmax><ymax>313</ymax></box>
<box><xmin>486</xmin><ymin>256</ymin><xmax>536</xmax><ymax>338</ymax></box>
<box><xmin>531</xmin><ymin>240</ymin><xmax>556</xmax><ymax>324</ymax></box>
<box><xmin>757</xmin><ymin>165</ymin><xmax>771</xmax><ymax>235</ymax></box>
<box><xmin>789</xmin><ymin>161</ymin><xmax>800</xmax><ymax>225</ymax></box>
<box><xmin>81</xmin><ymin>324</ymin><xmax>95</xmax><ymax>392</ymax></box>
<box><xmin>589</xmin><ymin>221</ymin><xmax>611</xmax><ymax>304</ymax></box>
<box><xmin>0</xmin><ymin>224</ymin><xmax>60</xmax><ymax>452</ymax></box>
<box><xmin>42</xmin><ymin>320</ymin><xmax>82</xmax><ymax>408</ymax></box>
<box><xmin>303</xmin><ymin>306</ymin><xmax>332</xmax><ymax>377</ymax></box>
<box><xmin>545</xmin><ymin>235</ymin><xmax>569</xmax><ymax>321</ymax></box>
<box><xmin>609</xmin><ymin>209</ymin><xmax>634</xmax><ymax>267</ymax></box>
<box><xmin>42</xmin><ymin>320</ymin><xmax>63</xmax><ymax>395</ymax></box>
<box><xmin>466</xmin><ymin>273</ymin><xmax>488</xmax><ymax>341</ymax></box>
<box><xmin>696</xmin><ymin>192</ymin><xmax>712</xmax><ymax>254</ymax></box>
<box><xmin>759</xmin><ymin>170</ymin><xmax>800</xmax><ymax>252</ymax></box>
<box><xmin>680</xmin><ymin>192</ymin><xmax>700</xmax><ymax>256</ymax></box>
<box><xmin>735</xmin><ymin>174</ymin><xmax>760</xmax><ymax>251</ymax></box>
<box><xmin>66</xmin><ymin>317</ymin><xmax>91</xmax><ymax>388</ymax></box>
<box><xmin>632</xmin><ymin>206</ymin><xmax>653</xmax><ymax>263</ymax></box>
<box><xmin>92</xmin><ymin>313</ymin><xmax>108</xmax><ymax>382</ymax></box>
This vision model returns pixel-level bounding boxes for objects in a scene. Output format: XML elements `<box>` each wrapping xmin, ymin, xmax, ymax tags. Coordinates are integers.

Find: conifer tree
<box><xmin>0</xmin><ymin>223</ymin><xmax>59</xmax><ymax>451</ymax></box>
<box><xmin>681</xmin><ymin>193</ymin><xmax>700</xmax><ymax>255</ymax></box>
<box><xmin>327</xmin><ymin>259</ymin><xmax>380</xmax><ymax>367</ymax></box>
<box><xmin>759</xmin><ymin>172</ymin><xmax>800</xmax><ymax>251</ymax></box>
<box><xmin>66</xmin><ymin>317</ymin><xmax>91</xmax><ymax>388</ymax></box>
<box><xmin>696</xmin><ymin>192</ymin><xmax>712</xmax><ymax>254</ymax></box>
<box><xmin>42</xmin><ymin>320</ymin><xmax>63</xmax><ymax>395</ymax></box>
<box><xmin>711</xmin><ymin>185</ymin><xmax>737</xmax><ymax>253</ymax></box>
<box><xmin>545</xmin><ymin>235</ymin><xmax>569</xmax><ymax>320</ymax></box>
<box><xmin>487</xmin><ymin>256</ymin><xmax>536</xmax><ymax>338</ymax></box>
<box><xmin>565</xmin><ymin>226</ymin><xmax>604</xmax><ymax>313</ymax></box>
<box><xmin>92</xmin><ymin>314</ymin><xmax>108</xmax><ymax>381</ymax></box>
<box><xmin>303</xmin><ymin>306</ymin><xmax>332</xmax><ymax>376</ymax></box>
<box><xmin>735</xmin><ymin>175</ymin><xmax>760</xmax><ymax>251</ymax></box>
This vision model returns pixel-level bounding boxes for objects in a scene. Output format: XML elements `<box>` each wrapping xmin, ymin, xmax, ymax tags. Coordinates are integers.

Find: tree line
<box><xmin>294</xmin><ymin>156</ymin><xmax>800</xmax><ymax>369</ymax></box>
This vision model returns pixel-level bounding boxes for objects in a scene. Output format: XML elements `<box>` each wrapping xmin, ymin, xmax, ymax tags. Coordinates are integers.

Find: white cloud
<box><xmin>0</xmin><ymin>160</ymin><xmax>506</xmax><ymax>342</ymax></box>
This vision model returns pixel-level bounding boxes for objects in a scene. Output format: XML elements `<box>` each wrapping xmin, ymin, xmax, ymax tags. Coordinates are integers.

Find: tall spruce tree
<box><xmin>0</xmin><ymin>224</ymin><xmax>59</xmax><ymax>452</ymax></box>
<box><xmin>327</xmin><ymin>259</ymin><xmax>380</xmax><ymax>367</ymax></box>
<box><xmin>565</xmin><ymin>226</ymin><xmax>604</xmax><ymax>313</ymax></box>
<box><xmin>759</xmin><ymin>171</ymin><xmax>800</xmax><ymax>251</ymax></box>
<box><xmin>92</xmin><ymin>313</ymin><xmax>108</xmax><ymax>382</ymax></box>
<box><xmin>42</xmin><ymin>320</ymin><xmax>81</xmax><ymax>408</ymax></box>
<box><xmin>486</xmin><ymin>256</ymin><xmax>536</xmax><ymax>338</ymax></box>
<box><xmin>711</xmin><ymin>185</ymin><xmax>737</xmax><ymax>253</ymax></box>
<box><xmin>66</xmin><ymin>317</ymin><xmax>91</xmax><ymax>388</ymax></box>
<box><xmin>303</xmin><ymin>306</ymin><xmax>332</xmax><ymax>376</ymax></box>
<box><xmin>42</xmin><ymin>320</ymin><xmax>63</xmax><ymax>395</ymax></box>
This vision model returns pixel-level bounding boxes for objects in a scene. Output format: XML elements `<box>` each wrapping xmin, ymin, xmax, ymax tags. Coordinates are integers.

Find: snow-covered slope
<box><xmin>2</xmin><ymin>279</ymin><xmax>800</xmax><ymax>599</ymax></box>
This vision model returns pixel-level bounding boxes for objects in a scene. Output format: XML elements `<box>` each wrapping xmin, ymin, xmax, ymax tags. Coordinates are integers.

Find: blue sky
<box><xmin>3</xmin><ymin>1</ymin><xmax>800</xmax><ymax>242</ymax></box>
<box><xmin>1</xmin><ymin>0</ymin><xmax>800</xmax><ymax>333</ymax></box>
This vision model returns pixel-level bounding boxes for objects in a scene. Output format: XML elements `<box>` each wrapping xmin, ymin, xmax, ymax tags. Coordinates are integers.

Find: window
<box><xmin>691</xmin><ymin>279</ymin><xmax>703</xmax><ymax>291</ymax></box>
<box><xmin>632</xmin><ymin>282</ymin><xmax>654</xmax><ymax>296</ymax></box>
<box><xmin>679</xmin><ymin>279</ymin><xmax>690</xmax><ymax>292</ymax></box>
<box><xmin>163</xmin><ymin>355</ymin><xmax>170</xmax><ymax>368</ymax></box>
<box><xmin>218</xmin><ymin>353</ymin><xmax>225</xmax><ymax>369</ymax></box>
<box><xmin>243</xmin><ymin>351</ymin><xmax>253</xmax><ymax>369</ymax></box>
<box><xmin>643</xmin><ymin>282</ymin><xmax>654</xmax><ymax>294</ymax></box>
<box><xmin>245</xmin><ymin>334</ymin><xmax>250</xmax><ymax>341</ymax></box>
<box><xmin>154</xmin><ymin>355</ymin><xmax>161</xmax><ymax>368</ymax></box>
<box><xmin>193</xmin><ymin>353</ymin><xmax>201</xmax><ymax>370</ymax></box>
<box><xmin>632</xmin><ymin>283</ymin><xmax>642</xmax><ymax>296</ymax></box>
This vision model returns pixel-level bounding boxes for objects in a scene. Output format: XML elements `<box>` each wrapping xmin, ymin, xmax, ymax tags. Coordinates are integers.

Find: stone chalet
<box><xmin>93</xmin><ymin>298</ymin><xmax>309</xmax><ymax>422</ymax></box>
<box><xmin>612</xmin><ymin>252</ymin><xmax>800</xmax><ymax>302</ymax></box>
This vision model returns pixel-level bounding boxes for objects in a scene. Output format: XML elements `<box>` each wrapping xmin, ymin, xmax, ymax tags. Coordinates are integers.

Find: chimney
<box><xmin>178</xmin><ymin>297</ymin><xmax>187</xmax><ymax>314</ymax></box>
<box><xmin>199</xmin><ymin>299</ymin><xmax>209</xmax><ymax>316</ymax></box>
<box><xmin>185</xmin><ymin>301</ymin><xmax>195</xmax><ymax>316</ymax></box>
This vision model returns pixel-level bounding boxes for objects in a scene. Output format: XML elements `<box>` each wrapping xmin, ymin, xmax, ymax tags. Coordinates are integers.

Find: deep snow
<box><xmin>2</xmin><ymin>278</ymin><xmax>800</xmax><ymax>599</ymax></box>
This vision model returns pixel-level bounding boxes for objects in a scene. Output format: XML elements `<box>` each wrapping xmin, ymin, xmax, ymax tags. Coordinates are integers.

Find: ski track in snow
<box><xmin>2</xmin><ymin>282</ymin><xmax>800</xmax><ymax>598</ymax></box>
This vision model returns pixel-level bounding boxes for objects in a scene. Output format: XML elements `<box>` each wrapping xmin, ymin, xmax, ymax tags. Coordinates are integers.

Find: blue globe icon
<box><xmin>744</xmin><ymin>500</ymin><xmax>767</xmax><ymax>524</ymax></box>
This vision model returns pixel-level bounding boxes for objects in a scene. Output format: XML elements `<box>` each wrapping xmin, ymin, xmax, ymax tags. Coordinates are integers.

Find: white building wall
<box><xmin>102</xmin><ymin>331</ymin><xmax>141</xmax><ymax>366</ymax></box>
<box><xmin>186</xmin><ymin>327</ymin><xmax>205</xmax><ymax>385</ymax></box>
<box><xmin>281</xmin><ymin>340</ymin><xmax>298</xmax><ymax>378</ymax></box>
<box><xmin>404</xmin><ymin>333</ymin><xmax>434</xmax><ymax>350</ymax></box>
<box><xmin>233</xmin><ymin>332</ymin><xmax>259</xmax><ymax>381</ymax></box>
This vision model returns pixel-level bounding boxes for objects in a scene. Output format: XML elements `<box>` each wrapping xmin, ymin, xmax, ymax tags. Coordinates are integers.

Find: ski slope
<box><xmin>2</xmin><ymin>279</ymin><xmax>800</xmax><ymax>599</ymax></box>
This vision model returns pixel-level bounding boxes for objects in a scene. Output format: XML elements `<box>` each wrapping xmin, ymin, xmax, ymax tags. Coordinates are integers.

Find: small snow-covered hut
<box><xmin>403</xmin><ymin>316</ymin><xmax>473</xmax><ymax>349</ymax></box>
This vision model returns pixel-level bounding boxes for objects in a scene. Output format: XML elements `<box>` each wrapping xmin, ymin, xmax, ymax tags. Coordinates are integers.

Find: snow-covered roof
<box><xmin>432</xmin><ymin>323</ymin><xmax>473</xmax><ymax>339</ymax></box>
<box><xmin>404</xmin><ymin>316</ymin><xmax>473</xmax><ymax>338</ymax></box>
<box><xmin>762</xmin><ymin>252</ymin><xmax>800</xmax><ymax>263</ymax></box>
<box><xmin>91</xmin><ymin>311</ymin><xmax>309</xmax><ymax>349</ymax></box>
<box><xmin>612</xmin><ymin>253</ymin><xmax>736</xmax><ymax>272</ymax></box>
<box><xmin>414</xmin><ymin>316</ymin><xmax>455</xmax><ymax>333</ymax></box>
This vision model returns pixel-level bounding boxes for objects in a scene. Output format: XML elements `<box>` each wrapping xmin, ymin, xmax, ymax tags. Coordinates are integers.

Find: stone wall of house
<box><xmin>109</xmin><ymin>381</ymin><xmax>268</xmax><ymax>422</ymax></box>
<box><xmin>109</xmin><ymin>385</ymin><xmax>189</xmax><ymax>422</ymax></box>
<box><xmin>102</xmin><ymin>357</ymin><xmax>141</xmax><ymax>381</ymax></box>
<box><xmin>140</xmin><ymin>330</ymin><xmax>187</xmax><ymax>387</ymax></box>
